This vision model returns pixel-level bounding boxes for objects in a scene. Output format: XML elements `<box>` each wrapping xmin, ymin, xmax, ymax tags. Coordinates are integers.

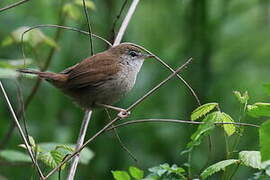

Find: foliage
<box><xmin>1</xmin><ymin>0</ymin><xmax>270</xmax><ymax>179</ymax></box>
<box><xmin>190</xmin><ymin>103</ymin><xmax>218</xmax><ymax>121</ymax></box>
<box><xmin>112</xmin><ymin>164</ymin><xmax>186</xmax><ymax>180</ymax></box>
<box><xmin>259</xmin><ymin>121</ymin><xmax>270</xmax><ymax>162</ymax></box>
<box><xmin>201</xmin><ymin>159</ymin><xmax>239</xmax><ymax>180</ymax></box>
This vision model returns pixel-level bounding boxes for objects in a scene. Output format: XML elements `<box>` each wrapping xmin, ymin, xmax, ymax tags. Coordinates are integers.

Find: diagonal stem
<box><xmin>44</xmin><ymin>58</ymin><xmax>192</xmax><ymax>179</ymax></box>
<box><xmin>0</xmin><ymin>81</ymin><xmax>45</xmax><ymax>179</ymax></box>
<box><xmin>113</xmin><ymin>0</ymin><xmax>140</xmax><ymax>46</ymax></box>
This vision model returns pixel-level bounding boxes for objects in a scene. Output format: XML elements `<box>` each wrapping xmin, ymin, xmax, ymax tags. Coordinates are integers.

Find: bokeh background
<box><xmin>0</xmin><ymin>0</ymin><xmax>269</xmax><ymax>179</ymax></box>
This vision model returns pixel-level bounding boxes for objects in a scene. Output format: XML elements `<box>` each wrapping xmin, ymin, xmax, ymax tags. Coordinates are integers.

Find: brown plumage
<box><xmin>18</xmin><ymin>43</ymin><xmax>153</xmax><ymax>112</ymax></box>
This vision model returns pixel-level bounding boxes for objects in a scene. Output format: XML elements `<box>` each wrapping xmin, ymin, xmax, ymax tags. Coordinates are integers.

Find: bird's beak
<box><xmin>142</xmin><ymin>53</ymin><xmax>154</xmax><ymax>59</ymax></box>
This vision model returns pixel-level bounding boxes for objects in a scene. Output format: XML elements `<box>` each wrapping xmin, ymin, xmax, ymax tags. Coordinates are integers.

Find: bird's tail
<box><xmin>17</xmin><ymin>69</ymin><xmax>67</xmax><ymax>83</ymax></box>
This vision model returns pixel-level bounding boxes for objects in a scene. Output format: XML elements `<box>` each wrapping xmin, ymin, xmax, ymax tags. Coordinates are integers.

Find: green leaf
<box><xmin>186</xmin><ymin>111</ymin><xmax>219</xmax><ymax>150</ymax></box>
<box><xmin>260</xmin><ymin>121</ymin><xmax>270</xmax><ymax>162</ymax></box>
<box><xmin>239</xmin><ymin>151</ymin><xmax>262</xmax><ymax>169</ymax></box>
<box><xmin>219</xmin><ymin>112</ymin><xmax>236</xmax><ymax>136</ymax></box>
<box><xmin>74</xmin><ymin>0</ymin><xmax>95</xmax><ymax>9</ymax></box>
<box><xmin>63</xmin><ymin>3</ymin><xmax>81</xmax><ymax>20</ymax></box>
<box><xmin>0</xmin><ymin>150</ymin><xmax>31</xmax><ymax>162</ymax></box>
<box><xmin>233</xmin><ymin>91</ymin><xmax>249</xmax><ymax>104</ymax></box>
<box><xmin>2</xmin><ymin>26</ymin><xmax>58</xmax><ymax>48</ymax></box>
<box><xmin>247</xmin><ymin>103</ymin><xmax>270</xmax><ymax>118</ymax></box>
<box><xmin>39</xmin><ymin>150</ymin><xmax>66</xmax><ymax>169</ymax></box>
<box><xmin>38</xmin><ymin>143</ymin><xmax>94</xmax><ymax>165</ymax></box>
<box><xmin>200</xmin><ymin>159</ymin><xmax>239</xmax><ymax>180</ymax></box>
<box><xmin>191</xmin><ymin>103</ymin><xmax>218</xmax><ymax>121</ymax></box>
<box><xmin>148</xmin><ymin>163</ymin><xmax>185</xmax><ymax>178</ymax></box>
<box><xmin>112</xmin><ymin>171</ymin><xmax>131</xmax><ymax>180</ymax></box>
<box><xmin>148</xmin><ymin>164</ymin><xmax>168</xmax><ymax>176</ymax></box>
<box><xmin>129</xmin><ymin>166</ymin><xmax>144</xmax><ymax>179</ymax></box>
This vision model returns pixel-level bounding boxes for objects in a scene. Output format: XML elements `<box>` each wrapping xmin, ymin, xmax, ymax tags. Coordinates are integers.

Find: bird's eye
<box><xmin>128</xmin><ymin>51</ymin><xmax>138</xmax><ymax>57</ymax></box>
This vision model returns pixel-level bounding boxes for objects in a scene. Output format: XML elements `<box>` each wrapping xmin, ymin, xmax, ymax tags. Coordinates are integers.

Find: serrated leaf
<box><xmin>63</xmin><ymin>3</ymin><xmax>81</xmax><ymax>20</ymax></box>
<box><xmin>74</xmin><ymin>0</ymin><xmax>95</xmax><ymax>9</ymax></box>
<box><xmin>0</xmin><ymin>150</ymin><xmax>31</xmax><ymax>162</ymax></box>
<box><xmin>247</xmin><ymin>103</ymin><xmax>270</xmax><ymax>118</ymax></box>
<box><xmin>239</xmin><ymin>151</ymin><xmax>262</xmax><ymax>169</ymax></box>
<box><xmin>55</xmin><ymin>144</ymin><xmax>74</xmax><ymax>153</ymax></box>
<box><xmin>201</xmin><ymin>159</ymin><xmax>239</xmax><ymax>179</ymax></box>
<box><xmin>219</xmin><ymin>112</ymin><xmax>236</xmax><ymax>136</ymax></box>
<box><xmin>186</xmin><ymin>111</ymin><xmax>219</xmax><ymax>150</ymax></box>
<box><xmin>233</xmin><ymin>91</ymin><xmax>249</xmax><ymax>104</ymax></box>
<box><xmin>112</xmin><ymin>171</ymin><xmax>131</xmax><ymax>180</ymax></box>
<box><xmin>260</xmin><ymin>121</ymin><xmax>270</xmax><ymax>162</ymax></box>
<box><xmin>129</xmin><ymin>166</ymin><xmax>144</xmax><ymax>180</ymax></box>
<box><xmin>148</xmin><ymin>164</ymin><xmax>168</xmax><ymax>176</ymax></box>
<box><xmin>191</xmin><ymin>103</ymin><xmax>218</xmax><ymax>121</ymax></box>
<box><xmin>38</xmin><ymin>143</ymin><xmax>94</xmax><ymax>165</ymax></box>
<box><xmin>39</xmin><ymin>150</ymin><xmax>66</xmax><ymax>169</ymax></box>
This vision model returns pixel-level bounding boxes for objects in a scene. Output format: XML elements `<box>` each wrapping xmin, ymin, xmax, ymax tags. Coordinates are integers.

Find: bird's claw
<box><xmin>117</xmin><ymin>110</ymin><xmax>130</xmax><ymax>118</ymax></box>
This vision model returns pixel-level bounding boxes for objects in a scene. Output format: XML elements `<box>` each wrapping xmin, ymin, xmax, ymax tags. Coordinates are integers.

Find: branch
<box><xmin>0</xmin><ymin>0</ymin><xmax>30</xmax><ymax>13</ymax></box>
<box><xmin>121</xmin><ymin>42</ymin><xmax>201</xmax><ymax>106</ymax></box>
<box><xmin>0</xmin><ymin>81</ymin><xmax>45</xmax><ymax>179</ymax></box>
<box><xmin>67</xmin><ymin>110</ymin><xmax>92</xmax><ymax>180</ymax></box>
<box><xmin>44</xmin><ymin>58</ymin><xmax>192</xmax><ymax>179</ymax></box>
<box><xmin>113</xmin><ymin>0</ymin><xmax>140</xmax><ymax>46</ymax></box>
<box><xmin>106</xmin><ymin>118</ymin><xmax>260</xmax><ymax>131</ymax></box>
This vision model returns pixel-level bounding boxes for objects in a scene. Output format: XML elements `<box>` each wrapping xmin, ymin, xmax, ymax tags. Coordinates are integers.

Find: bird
<box><xmin>18</xmin><ymin>43</ymin><xmax>153</xmax><ymax>118</ymax></box>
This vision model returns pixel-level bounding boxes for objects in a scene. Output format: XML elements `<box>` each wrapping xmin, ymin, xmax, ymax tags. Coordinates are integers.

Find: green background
<box><xmin>0</xmin><ymin>0</ymin><xmax>269</xmax><ymax>179</ymax></box>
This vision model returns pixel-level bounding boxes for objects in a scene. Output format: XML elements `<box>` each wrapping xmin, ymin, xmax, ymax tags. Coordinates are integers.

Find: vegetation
<box><xmin>0</xmin><ymin>0</ymin><xmax>270</xmax><ymax>179</ymax></box>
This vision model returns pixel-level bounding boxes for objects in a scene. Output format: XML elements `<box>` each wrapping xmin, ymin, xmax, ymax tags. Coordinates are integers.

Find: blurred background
<box><xmin>0</xmin><ymin>0</ymin><xmax>269</xmax><ymax>179</ymax></box>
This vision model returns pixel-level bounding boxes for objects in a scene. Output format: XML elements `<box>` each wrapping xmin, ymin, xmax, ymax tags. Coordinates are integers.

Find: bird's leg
<box><xmin>95</xmin><ymin>103</ymin><xmax>130</xmax><ymax>118</ymax></box>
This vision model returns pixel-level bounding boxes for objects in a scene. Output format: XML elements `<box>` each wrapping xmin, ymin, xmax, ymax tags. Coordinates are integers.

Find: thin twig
<box><xmin>113</xmin><ymin>0</ymin><xmax>140</xmax><ymax>46</ymax></box>
<box><xmin>44</xmin><ymin>58</ymin><xmax>192</xmax><ymax>178</ymax></box>
<box><xmin>121</xmin><ymin>42</ymin><xmax>201</xmax><ymax>106</ymax></box>
<box><xmin>0</xmin><ymin>0</ymin><xmax>30</xmax><ymax>12</ymax></box>
<box><xmin>82</xmin><ymin>0</ymin><xmax>94</xmax><ymax>55</ymax></box>
<box><xmin>21</xmin><ymin>24</ymin><xmax>112</xmax><ymax>63</ymax></box>
<box><xmin>0</xmin><ymin>81</ymin><xmax>45</xmax><ymax>179</ymax></box>
<box><xmin>105</xmin><ymin>119</ymin><xmax>260</xmax><ymax>131</ymax></box>
<box><xmin>110</xmin><ymin>0</ymin><xmax>128</xmax><ymax>42</ymax></box>
<box><xmin>67</xmin><ymin>110</ymin><xmax>92</xmax><ymax>180</ymax></box>
<box><xmin>105</xmin><ymin>109</ymin><xmax>138</xmax><ymax>162</ymax></box>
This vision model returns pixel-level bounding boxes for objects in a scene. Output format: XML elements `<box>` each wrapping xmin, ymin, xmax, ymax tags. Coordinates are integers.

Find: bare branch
<box><xmin>106</xmin><ymin>119</ymin><xmax>260</xmax><ymax>131</ymax></box>
<box><xmin>0</xmin><ymin>81</ymin><xmax>45</xmax><ymax>179</ymax></box>
<box><xmin>45</xmin><ymin>58</ymin><xmax>192</xmax><ymax>178</ymax></box>
<box><xmin>0</xmin><ymin>0</ymin><xmax>30</xmax><ymax>13</ymax></box>
<box><xmin>82</xmin><ymin>0</ymin><xmax>94</xmax><ymax>55</ymax></box>
<box><xmin>67</xmin><ymin>110</ymin><xmax>92</xmax><ymax>180</ymax></box>
<box><xmin>113</xmin><ymin>0</ymin><xmax>140</xmax><ymax>46</ymax></box>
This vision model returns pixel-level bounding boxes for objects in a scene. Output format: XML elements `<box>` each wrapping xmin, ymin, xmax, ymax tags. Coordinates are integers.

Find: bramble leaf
<box><xmin>191</xmin><ymin>103</ymin><xmax>218</xmax><ymax>121</ymax></box>
<box><xmin>260</xmin><ymin>121</ymin><xmax>270</xmax><ymax>162</ymax></box>
<box><xmin>112</xmin><ymin>171</ymin><xmax>131</xmax><ymax>180</ymax></box>
<box><xmin>201</xmin><ymin>159</ymin><xmax>239</xmax><ymax>180</ymax></box>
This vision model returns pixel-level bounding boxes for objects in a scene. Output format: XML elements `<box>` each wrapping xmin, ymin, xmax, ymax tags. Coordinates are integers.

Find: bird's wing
<box><xmin>64</xmin><ymin>52</ymin><xmax>121</xmax><ymax>89</ymax></box>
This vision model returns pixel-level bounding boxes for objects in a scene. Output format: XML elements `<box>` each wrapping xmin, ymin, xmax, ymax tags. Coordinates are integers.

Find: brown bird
<box><xmin>18</xmin><ymin>43</ymin><xmax>153</xmax><ymax>118</ymax></box>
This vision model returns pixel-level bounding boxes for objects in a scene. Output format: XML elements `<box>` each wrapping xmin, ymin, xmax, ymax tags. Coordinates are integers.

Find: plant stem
<box><xmin>67</xmin><ymin>110</ymin><xmax>92</xmax><ymax>180</ymax></box>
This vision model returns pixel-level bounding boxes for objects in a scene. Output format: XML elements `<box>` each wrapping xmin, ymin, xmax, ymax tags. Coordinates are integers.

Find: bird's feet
<box><xmin>117</xmin><ymin>109</ymin><xmax>131</xmax><ymax>119</ymax></box>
